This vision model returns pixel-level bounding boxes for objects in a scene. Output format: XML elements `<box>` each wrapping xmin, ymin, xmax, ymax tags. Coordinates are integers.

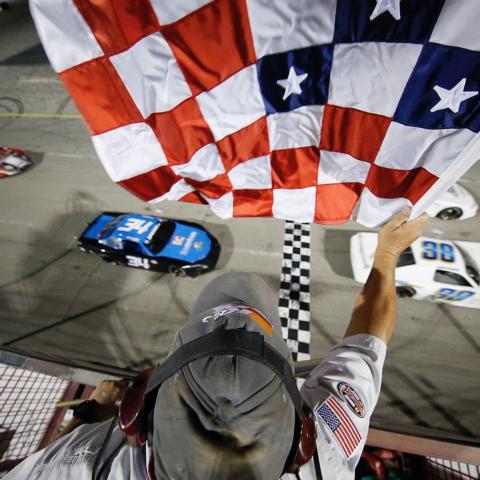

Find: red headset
<box><xmin>95</xmin><ymin>329</ymin><xmax>319</xmax><ymax>478</ymax></box>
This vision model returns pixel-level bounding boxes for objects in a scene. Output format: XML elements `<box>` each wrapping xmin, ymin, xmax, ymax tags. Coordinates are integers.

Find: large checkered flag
<box><xmin>31</xmin><ymin>0</ymin><xmax>480</xmax><ymax>227</ymax></box>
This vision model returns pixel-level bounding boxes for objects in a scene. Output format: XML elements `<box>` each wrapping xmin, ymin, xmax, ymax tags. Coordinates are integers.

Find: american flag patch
<box><xmin>316</xmin><ymin>396</ymin><xmax>361</xmax><ymax>458</ymax></box>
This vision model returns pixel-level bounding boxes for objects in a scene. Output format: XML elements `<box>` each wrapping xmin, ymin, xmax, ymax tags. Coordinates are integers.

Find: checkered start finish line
<box><xmin>31</xmin><ymin>0</ymin><xmax>480</xmax><ymax>228</ymax></box>
<box><xmin>279</xmin><ymin>222</ymin><xmax>311</xmax><ymax>361</ymax></box>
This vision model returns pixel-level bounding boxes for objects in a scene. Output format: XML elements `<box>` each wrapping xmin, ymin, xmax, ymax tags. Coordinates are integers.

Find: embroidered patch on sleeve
<box><xmin>316</xmin><ymin>396</ymin><xmax>361</xmax><ymax>458</ymax></box>
<box><xmin>337</xmin><ymin>382</ymin><xmax>366</xmax><ymax>418</ymax></box>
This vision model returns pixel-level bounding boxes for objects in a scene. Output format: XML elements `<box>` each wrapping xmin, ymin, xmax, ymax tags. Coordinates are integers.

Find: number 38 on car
<box><xmin>350</xmin><ymin>233</ymin><xmax>480</xmax><ymax>309</ymax></box>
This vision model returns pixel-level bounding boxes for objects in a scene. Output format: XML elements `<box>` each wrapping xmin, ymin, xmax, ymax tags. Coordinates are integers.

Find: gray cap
<box><xmin>153</xmin><ymin>273</ymin><xmax>296</xmax><ymax>480</ymax></box>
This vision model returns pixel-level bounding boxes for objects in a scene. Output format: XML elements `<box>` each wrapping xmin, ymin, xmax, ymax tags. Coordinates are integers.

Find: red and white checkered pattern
<box><xmin>31</xmin><ymin>0</ymin><xmax>480</xmax><ymax>227</ymax></box>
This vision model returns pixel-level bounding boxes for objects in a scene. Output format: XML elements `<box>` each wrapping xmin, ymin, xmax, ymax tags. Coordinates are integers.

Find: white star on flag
<box><xmin>370</xmin><ymin>0</ymin><xmax>402</xmax><ymax>21</ymax></box>
<box><xmin>431</xmin><ymin>78</ymin><xmax>479</xmax><ymax>114</ymax></box>
<box><xmin>277</xmin><ymin>66</ymin><xmax>308</xmax><ymax>101</ymax></box>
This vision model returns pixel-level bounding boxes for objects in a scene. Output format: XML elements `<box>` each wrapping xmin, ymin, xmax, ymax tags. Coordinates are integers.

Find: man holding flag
<box><xmin>12</xmin><ymin>0</ymin><xmax>476</xmax><ymax>477</ymax></box>
<box><xmin>5</xmin><ymin>208</ymin><xmax>428</xmax><ymax>479</ymax></box>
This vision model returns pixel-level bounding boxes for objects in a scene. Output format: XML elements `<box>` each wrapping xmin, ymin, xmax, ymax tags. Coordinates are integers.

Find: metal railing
<box><xmin>0</xmin><ymin>362</ymin><xmax>68</xmax><ymax>470</ymax></box>
<box><xmin>0</xmin><ymin>350</ymin><xmax>478</xmax><ymax>476</ymax></box>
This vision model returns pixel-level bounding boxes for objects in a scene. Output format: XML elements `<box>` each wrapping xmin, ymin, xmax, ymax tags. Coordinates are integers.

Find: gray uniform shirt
<box><xmin>4</xmin><ymin>334</ymin><xmax>385</xmax><ymax>480</ymax></box>
<box><xmin>284</xmin><ymin>333</ymin><xmax>387</xmax><ymax>480</ymax></box>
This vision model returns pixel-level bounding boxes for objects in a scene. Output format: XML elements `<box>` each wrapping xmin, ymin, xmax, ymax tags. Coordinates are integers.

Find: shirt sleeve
<box><xmin>1</xmin><ymin>421</ymin><xmax>146</xmax><ymax>480</ymax></box>
<box><xmin>299</xmin><ymin>334</ymin><xmax>387</xmax><ymax>479</ymax></box>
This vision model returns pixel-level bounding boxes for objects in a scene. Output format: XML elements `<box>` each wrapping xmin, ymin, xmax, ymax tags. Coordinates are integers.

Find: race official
<box><xmin>4</xmin><ymin>207</ymin><xmax>428</xmax><ymax>480</ymax></box>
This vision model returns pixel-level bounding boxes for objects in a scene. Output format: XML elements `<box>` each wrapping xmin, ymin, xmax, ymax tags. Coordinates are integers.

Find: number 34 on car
<box><xmin>350</xmin><ymin>233</ymin><xmax>480</xmax><ymax>309</ymax></box>
<box><xmin>78</xmin><ymin>212</ymin><xmax>220</xmax><ymax>277</ymax></box>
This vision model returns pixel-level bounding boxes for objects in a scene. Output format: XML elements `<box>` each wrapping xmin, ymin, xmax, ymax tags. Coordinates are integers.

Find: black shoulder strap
<box><xmin>92</xmin><ymin>417</ymin><xmax>125</xmax><ymax>480</ymax></box>
<box><xmin>145</xmin><ymin>329</ymin><xmax>304</xmax><ymax>417</ymax></box>
<box><xmin>313</xmin><ymin>450</ymin><xmax>323</xmax><ymax>480</ymax></box>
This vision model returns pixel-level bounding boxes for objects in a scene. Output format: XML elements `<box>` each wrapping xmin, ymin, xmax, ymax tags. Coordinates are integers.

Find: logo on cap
<box><xmin>337</xmin><ymin>382</ymin><xmax>365</xmax><ymax>418</ymax></box>
<box><xmin>201</xmin><ymin>304</ymin><xmax>273</xmax><ymax>335</ymax></box>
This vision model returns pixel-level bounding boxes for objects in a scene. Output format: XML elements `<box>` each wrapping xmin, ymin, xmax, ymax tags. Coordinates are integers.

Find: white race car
<box><xmin>426</xmin><ymin>183</ymin><xmax>478</xmax><ymax>220</ymax></box>
<box><xmin>351</xmin><ymin>233</ymin><xmax>480</xmax><ymax>309</ymax></box>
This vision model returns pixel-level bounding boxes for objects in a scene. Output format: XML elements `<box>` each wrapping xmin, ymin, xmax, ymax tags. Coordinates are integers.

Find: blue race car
<box><xmin>78</xmin><ymin>212</ymin><xmax>220</xmax><ymax>277</ymax></box>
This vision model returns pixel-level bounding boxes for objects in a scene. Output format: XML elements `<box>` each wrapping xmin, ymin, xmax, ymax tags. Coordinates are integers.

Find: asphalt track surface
<box><xmin>1</xmin><ymin>3</ymin><xmax>479</xmax><ymax>444</ymax></box>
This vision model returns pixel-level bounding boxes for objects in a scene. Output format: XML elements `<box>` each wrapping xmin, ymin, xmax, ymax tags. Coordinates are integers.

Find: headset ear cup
<box><xmin>117</xmin><ymin>369</ymin><xmax>153</xmax><ymax>447</ymax></box>
<box><xmin>287</xmin><ymin>405</ymin><xmax>318</xmax><ymax>473</ymax></box>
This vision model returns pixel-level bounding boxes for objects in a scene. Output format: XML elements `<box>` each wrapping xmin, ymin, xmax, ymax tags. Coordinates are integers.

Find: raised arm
<box><xmin>344</xmin><ymin>207</ymin><xmax>429</xmax><ymax>344</ymax></box>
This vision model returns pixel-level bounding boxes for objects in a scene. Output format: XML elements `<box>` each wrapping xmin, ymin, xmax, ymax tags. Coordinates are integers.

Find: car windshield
<box><xmin>99</xmin><ymin>216</ymin><xmax>123</xmax><ymax>240</ymax></box>
<box><xmin>397</xmin><ymin>247</ymin><xmax>415</xmax><ymax>267</ymax></box>
<box><xmin>2</xmin><ymin>155</ymin><xmax>28</xmax><ymax>168</ymax></box>
<box><xmin>146</xmin><ymin>221</ymin><xmax>175</xmax><ymax>254</ymax></box>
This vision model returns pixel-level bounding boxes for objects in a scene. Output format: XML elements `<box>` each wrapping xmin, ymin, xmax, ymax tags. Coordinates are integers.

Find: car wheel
<box><xmin>466</xmin><ymin>266</ymin><xmax>480</xmax><ymax>285</ymax></box>
<box><xmin>437</xmin><ymin>207</ymin><xmax>463</xmax><ymax>221</ymax></box>
<box><xmin>396</xmin><ymin>286</ymin><xmax>416</xmax><ymax>298</ymax></box>
<box><xmin>102</xmin><ymin>256</ymin><xmax>114</xmax><ymax>263</ymax></box>
<box><xmin>169</xmin><ymin>264</ymin><xmax>209</xmax><ymax>277</ymax></box>
<box><xmin>169</xmin><ymin>266</ymin><xmax>187</xmax><ymax>277</ymax></box>
<box><xmin>188</xmin><ymin>264</ymin><xmax>209</xmax><ymax>277</ymax></box>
